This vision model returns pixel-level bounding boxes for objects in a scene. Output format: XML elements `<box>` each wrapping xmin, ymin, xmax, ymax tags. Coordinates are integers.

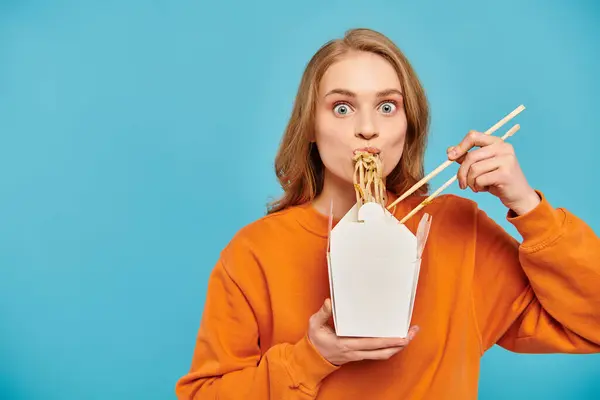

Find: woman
<box><xmin>175</xmin><ymin>28</ymin><xmax>600</xmax><ymax>399</ymax></box>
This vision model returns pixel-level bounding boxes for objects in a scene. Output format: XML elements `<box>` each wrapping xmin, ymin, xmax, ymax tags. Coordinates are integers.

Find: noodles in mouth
<box><xmin>352</xmin><ymin>151</ymin><xmax>386</xmax><ymax>208</ymax></box>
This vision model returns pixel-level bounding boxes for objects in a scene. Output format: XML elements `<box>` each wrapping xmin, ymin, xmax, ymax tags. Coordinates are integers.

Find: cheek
<box><xmin>382</xmin><ymin>141</ymin><xmax>405</xmax><ymax>177</ymax></box>
<box><xmin>380</xmin><ymin>117</ymin><xmax>408</xmax><ymax>175</ymax></box>
<box><xmin>315</xmin><ymin>113</ymin><xmax>349</xmax><ymax>151</ymax></box>
<box><xmin>314</xmin><ymin>114</ymin><xmax>355</xmax><ymax>178</ymax></box>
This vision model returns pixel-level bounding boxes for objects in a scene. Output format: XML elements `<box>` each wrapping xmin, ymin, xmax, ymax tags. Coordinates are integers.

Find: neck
<box><xmin>312</xmin><ymin>170</ymin><xmax>358</xmax><ymax>220</ymax></box>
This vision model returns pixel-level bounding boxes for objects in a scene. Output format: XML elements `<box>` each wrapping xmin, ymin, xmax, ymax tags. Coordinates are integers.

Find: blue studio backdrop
<box><xmin>1</xmin><ymin>1</ymin><xmax>598</xmax><ymax>399</ymax></box>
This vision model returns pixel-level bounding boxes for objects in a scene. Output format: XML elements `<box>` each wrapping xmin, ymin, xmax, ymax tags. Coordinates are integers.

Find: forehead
<box><xmin>319</xmin><ymin>51</ymin><xmax>402</xmax><ymax>95</ymax></box>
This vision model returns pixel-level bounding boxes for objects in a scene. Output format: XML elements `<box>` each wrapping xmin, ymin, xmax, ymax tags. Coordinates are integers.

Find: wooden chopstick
<box><xmin>398</xmin><ymin>123</ymin><xmax>521</xmax><ymax>224</ymax></box>
<box><xmin>387</xmin><ymin>105</ymin><xmax>526</xmax><ymax>211</ymax></box>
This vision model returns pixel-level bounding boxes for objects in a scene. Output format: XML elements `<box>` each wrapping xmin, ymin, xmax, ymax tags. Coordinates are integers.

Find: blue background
<box><xmin>1</xmin><ymin>0</ymin><xmax>598</xmax><ymax>398</ymax></box>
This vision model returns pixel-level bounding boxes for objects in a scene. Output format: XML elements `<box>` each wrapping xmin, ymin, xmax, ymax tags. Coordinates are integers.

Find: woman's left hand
<box><xmin>447</xmin><ymin>130</ymin><xmax>541</xmax><ymax>216</ymax></box>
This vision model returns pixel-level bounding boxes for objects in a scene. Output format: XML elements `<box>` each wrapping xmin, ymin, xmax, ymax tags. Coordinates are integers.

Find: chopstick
<box><xmin>398</xmin><ymin>123</ymin><xmax>521</xmax><ymax>224</ymax></box>
<box><xmin>386</xmin><ymin>104</ymin><xmax>526</xmax><ymax>211</ymax></box>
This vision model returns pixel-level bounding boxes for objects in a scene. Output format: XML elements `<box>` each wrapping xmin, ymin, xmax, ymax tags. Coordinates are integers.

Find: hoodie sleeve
<box><xmin>175</xmin><ymin>246</ymin><xmax>339</xmax><ymax>399</ymax></box>
<box><xmin>471</xmin><ymin>191</ymin><xmax>600</xmax><ymax>353</ymax></box>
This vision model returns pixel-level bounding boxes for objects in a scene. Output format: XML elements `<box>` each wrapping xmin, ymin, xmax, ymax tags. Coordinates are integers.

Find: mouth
<box><xmin>353</xmin><ymin>146</ymin><xmax>381</xmax><ymax>155</ymax></box>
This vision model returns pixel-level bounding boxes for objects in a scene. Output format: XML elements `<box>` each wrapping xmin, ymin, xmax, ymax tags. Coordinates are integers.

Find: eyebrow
<box><xmin>324</xmin><ymin>88</ymin><xmax>404</xmax><ymax>98</ymax></box>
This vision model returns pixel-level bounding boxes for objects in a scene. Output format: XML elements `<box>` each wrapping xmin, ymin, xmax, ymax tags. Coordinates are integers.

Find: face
<box><xmin>314</xmin><ymin>50</ymin><xmax>407</xmax><ymax>186</ymax></box>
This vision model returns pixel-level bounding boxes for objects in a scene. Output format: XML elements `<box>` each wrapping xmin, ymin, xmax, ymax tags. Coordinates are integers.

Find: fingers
<box><xmin>447</xmin><ymin>146</ymin><xmax>467</xmax><ymax>164</ymax></box>
<box><xmin>456</xmin><ymin>145</ymin><xmax>499</xmax><ymax>188</ymax></box>
<box><xmin>308</xmin><ymin>316</ymin><xmax>421</xmax><ymax>366</ymax></box>
<box><xmin>311</xmin><ymin>298</ymin><xmax>332</xmax><ymax>327</ymax></box>
<box><xmin>343</xmin><ymin>326</ymin><xmax>420</xmax><ymax>361</ymax></box>
<box><xmin>463</xmin><ymin>154</ymin><xmax>516</xmax><ymax>192</ymax></box>
<box><xmin>453</xmin><ymin>133</ymin><xmax>515</xmax><ymax>190</ymax></box>
<box><xmin>342</xmin><ymin>337</ymin><xmax>409</xmax><ymax>351</ymax></box>
<box><xmin>448</xmin><ymin>131</ymin><xmax>502</xmax><ymax>161</ymax></box>
<box><xmin>472</xmin><ymin>168</ymin><xmax>505</xmax><ymax>191</ymax></box>
<box><xmin>406</xmin><ymin>325</ymin><xmax>420</xmax><ymax>340</ymax></box>
<box><xmin>341</xmin><ymin>326</ymin><xmax>419</xmax><ymax>351</ymax></box>
<box><xmin>465</xmin><ymin>157</ymin><xmax>500</xmax><ymax>192</ymax></box>
<box><xmin>351</xmin><ymin>346</ymin><xmax>405</xmax><ymax>361</ymax></box>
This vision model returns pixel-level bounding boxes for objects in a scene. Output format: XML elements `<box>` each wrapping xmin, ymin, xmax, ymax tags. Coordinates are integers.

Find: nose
<box><xmin>355</xmin><ymin>130</ymin><xmax>379</xmax><ymax>140</ymax></box>
<box><xmin>354</xmin><ymin>113</ymin><xmax>379</xmax><ymax>140</ymax></box>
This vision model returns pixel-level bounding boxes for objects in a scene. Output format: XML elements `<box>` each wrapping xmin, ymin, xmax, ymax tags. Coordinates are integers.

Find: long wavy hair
<box><xmin>267</xmin><ymin>28</ymin><xmax>430</xmax><ymax>214</ymax></box>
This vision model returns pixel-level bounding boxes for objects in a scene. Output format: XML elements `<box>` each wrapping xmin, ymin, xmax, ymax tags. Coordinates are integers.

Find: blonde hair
<box><xmin>267</xmin><ymin>28</ymin><xmax>430</xmax><ymax>214</ymax></box>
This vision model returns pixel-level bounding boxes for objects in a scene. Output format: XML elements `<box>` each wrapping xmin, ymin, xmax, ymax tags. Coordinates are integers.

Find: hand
<box><xmin>447</xmin><ymin>130</ymin><xmax>541</xmax><ymax>216</ymax></box>
<box><xmin>307</xmin><ymin>299</ymin><xmax>419</xmax><ymax>366</ymax></box>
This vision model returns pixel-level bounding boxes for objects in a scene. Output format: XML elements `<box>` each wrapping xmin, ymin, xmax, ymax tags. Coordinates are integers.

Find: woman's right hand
<box><xmin>307</xmin><ymin>298</ymin><xmax>419</xmax><ymax>366</ymax></box>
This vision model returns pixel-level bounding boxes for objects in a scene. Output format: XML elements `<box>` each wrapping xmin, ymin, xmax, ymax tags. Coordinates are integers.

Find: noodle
<box><xmin>352</xmin><ymin>151</ymin><xmax>387</xmax><ymax>208</ymax></box>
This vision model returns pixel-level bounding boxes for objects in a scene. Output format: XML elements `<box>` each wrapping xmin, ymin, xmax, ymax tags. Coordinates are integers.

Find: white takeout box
<box><xmin>326</xmin><ymin>200</ymin><xmax>432</xmax><ymax>338</ymax></box>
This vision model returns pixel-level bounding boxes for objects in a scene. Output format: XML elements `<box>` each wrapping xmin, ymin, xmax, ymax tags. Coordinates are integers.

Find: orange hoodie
<box><xmin>175</xmin><ymin>191</ymin><xmax>600</xmax><ymax>399</ymax></box>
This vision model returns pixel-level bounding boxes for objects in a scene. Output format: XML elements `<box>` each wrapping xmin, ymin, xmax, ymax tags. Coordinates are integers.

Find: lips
<box><xmin>353</xmin><ymin>147</ymin><xmax>381</xmax><ymax>155</ymax></box>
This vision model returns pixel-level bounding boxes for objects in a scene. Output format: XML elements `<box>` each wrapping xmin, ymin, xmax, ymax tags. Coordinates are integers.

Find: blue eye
<box><xmin>379</xmin><ymin>101</ymin><xmax>397</xmax><ymax>114</ymax></box>
<box><xmin>333</xmin><ymin>103</ymin><xmax>353</xmax><ymax>116</ymax></box>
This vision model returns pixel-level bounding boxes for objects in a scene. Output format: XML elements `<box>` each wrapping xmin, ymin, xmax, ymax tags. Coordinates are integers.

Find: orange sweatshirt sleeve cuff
<box><xmin>285</xmin><ymin>334</ymin><xmax>340</xmax><ymax>393</ymax></box>
<box><xmin>507</xmin><ymin>190</ymin><xmax>566</xmax><ymax>251</ymax></box>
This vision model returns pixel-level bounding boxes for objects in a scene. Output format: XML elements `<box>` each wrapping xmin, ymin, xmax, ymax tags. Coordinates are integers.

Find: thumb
<box><xmin>314</xmin><ymin>298</ymin><xmax>333</xmax><ymax>326</ymax></box>
<box><xmin>447</xmin><ymin>146</ymin><xmax>467</xmax><ymax>164</ymax></box>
